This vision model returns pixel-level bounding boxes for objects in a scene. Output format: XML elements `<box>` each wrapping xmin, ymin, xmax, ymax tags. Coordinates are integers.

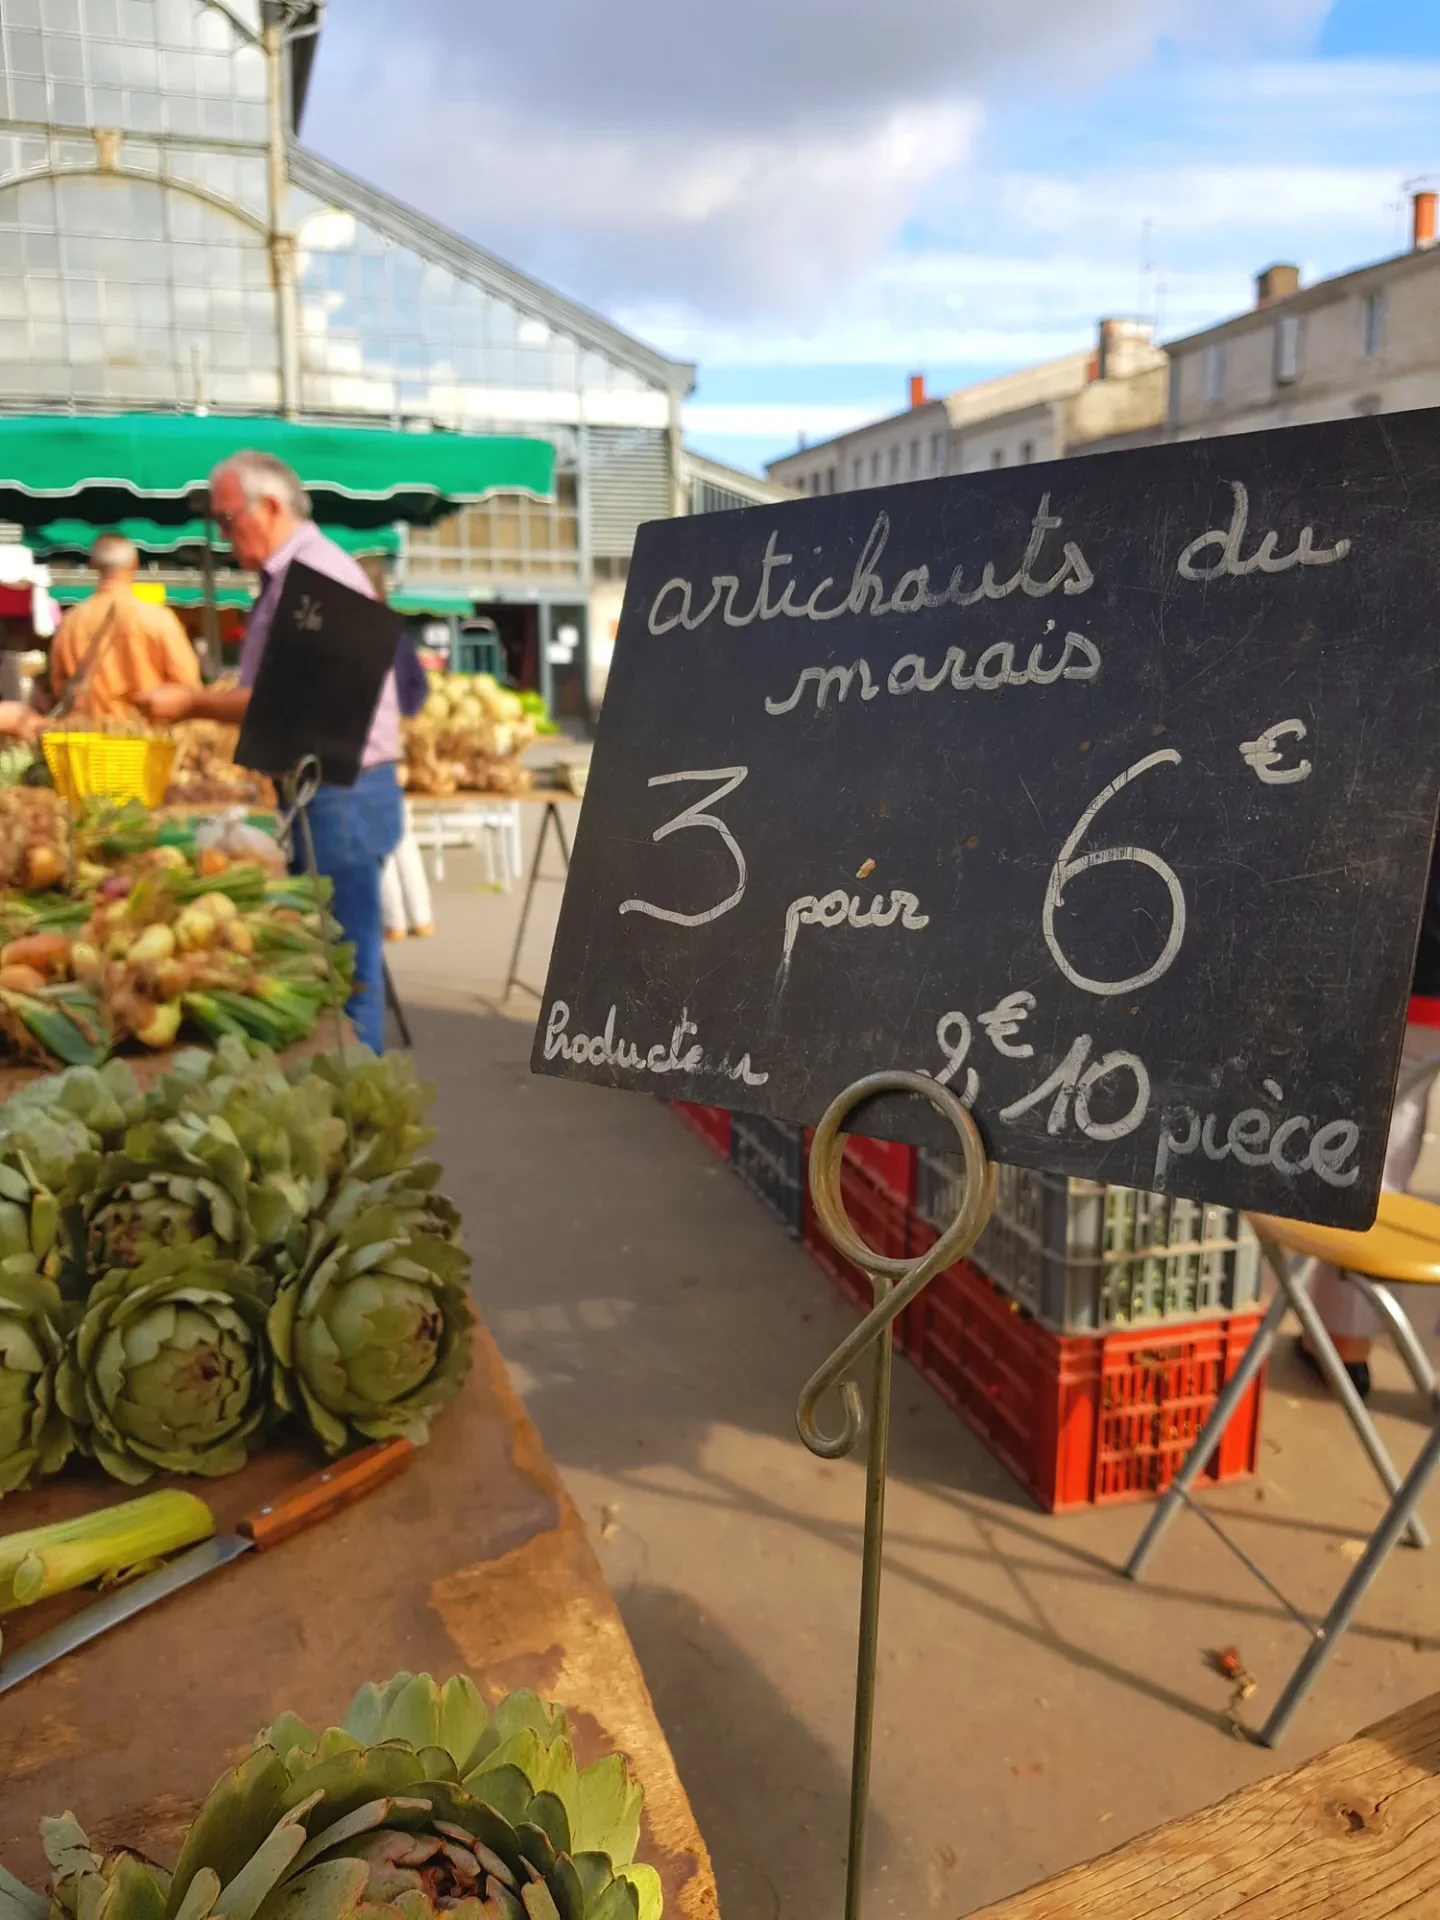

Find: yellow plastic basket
<box><xmin>42</xmin><ymin>732</ymin><xmax>177</xmax><ymax>808</ymax></box>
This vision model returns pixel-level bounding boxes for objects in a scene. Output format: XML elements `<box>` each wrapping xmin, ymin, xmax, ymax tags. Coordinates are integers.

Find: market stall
<box><xmin>0</xmin><ymin>1312</ymin><xmax>718</xmax><ymax>1920</ymax></box>
<box><xmin>0</xmin><ymin>416</ymin><xmax>710</xmax><ymax>1920</ymax></box>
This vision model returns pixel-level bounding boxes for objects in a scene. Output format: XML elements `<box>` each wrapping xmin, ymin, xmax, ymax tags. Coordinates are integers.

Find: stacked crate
<box><xmin>668</xmin><ymin>1104</ymin><xmax>1266</xmax><ymax>1510</ymax></box>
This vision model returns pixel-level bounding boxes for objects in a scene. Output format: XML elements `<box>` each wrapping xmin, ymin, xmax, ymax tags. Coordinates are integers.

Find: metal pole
<box><xmin>200</xmin><ymin>514</ymin><xmax>220</xmax><ymax>679</ymax></box>
<box><xmin>843</xmin><ymin>1286</ymin><xmax>893</xmax><ymax>1917</ymax></box>
<box><xmin>1125</xmin><ymin>1282</ymin><xmax>1289</xmax><ymax>1582</ymax></box>
<box><xmin>504</xmin><ymin>800</ymin><xmax>571</xmax><ymax>1001</ymax></box>
<box><xmin>799</xmin><ymin>1072</ymin><xmax>995</xmax><ymax>1919</ymax></box>
<box><xmin>1258</xmin><ymin>1414</ymin><xmax>1440</xmax><ymax>1747</ymax></box>
<box><xmin>263</xmin><ymin>7</ymin><xmax>301</xmax><ymax>419</ymax></box>
<box><xmin>537</xmin><ymin>600</ymin><xmax>555</xmax><ymax>718</ymax></box>
<box><xmin>667</xmin><ymin>385</ymin><xmax>689</xmax><ymax>522</ymax></box>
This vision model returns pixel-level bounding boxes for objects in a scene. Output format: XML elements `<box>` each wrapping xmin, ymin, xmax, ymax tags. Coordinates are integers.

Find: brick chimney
<box><xmin>1256</xmin><ymin>263</ymin><xmax>1301</xmax><ymax>307</ymax></box>
<box><xmin>909</xmin><ymin>373</ymin><xmax>927</xmax><ymax>409</ymax></box>
<box><xmin>1414</xmin><ymin>190</ymin><xmax>1438</xmax><ymax>250</ymax></box>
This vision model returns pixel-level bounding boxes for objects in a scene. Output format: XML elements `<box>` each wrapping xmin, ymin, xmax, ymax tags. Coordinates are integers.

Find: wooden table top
<box><xmin>966</xmin><ymin>1690</ymin><xmax>1440</xmax><ymax>1919</ymax></box>
<box><xmin>0</xmin><ymin>1313</ymin><xmax>718</xmax><ymax>1920</ymax></box>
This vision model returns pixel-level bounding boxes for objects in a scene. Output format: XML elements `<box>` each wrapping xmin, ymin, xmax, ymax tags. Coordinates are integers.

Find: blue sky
<box><xmin>310</xmin><ymin>0</ymin><xmax>1437</xmax><ymax>475</ymax></box>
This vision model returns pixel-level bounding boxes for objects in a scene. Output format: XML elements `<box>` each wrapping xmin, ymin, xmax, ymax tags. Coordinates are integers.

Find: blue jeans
<box><xmin>293</xmin><ymin>762</ymin><xmax>404</xmax><ymax>1053</ymax></box>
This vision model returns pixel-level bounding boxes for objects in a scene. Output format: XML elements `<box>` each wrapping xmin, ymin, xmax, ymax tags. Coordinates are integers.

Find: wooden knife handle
<box><xmin>239</xmin><ymin>1438</ymin><xmax>416</xmax><ymax>1550</ymax></box>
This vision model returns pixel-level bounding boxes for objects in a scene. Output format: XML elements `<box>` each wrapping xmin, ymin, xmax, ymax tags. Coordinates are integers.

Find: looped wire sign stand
<box><xmin>799</xmin><ymin>1070</ymin><xmax>996</xmax><ymax>1920</ymax></box>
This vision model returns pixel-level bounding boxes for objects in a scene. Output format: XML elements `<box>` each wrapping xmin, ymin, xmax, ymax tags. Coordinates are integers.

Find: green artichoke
<box><xmin>152</xmin><ymin>1043</ymin><xmax>347</xmax><ymax>1277</ymax></box>
<box><xmin>0</xmin><ymin>1114</ymin><xmax>92</xmax><ymax>1293</ymax></box>
<box><xmin>58</xmin><ymin>1245</ymin><xmax>274</xmax><ymax>1483</ymax></box>
<box><xmin>268</xmin><ymin>1186</ymin><xmax>473</xmax><ymax>1456</ymax></box>
<box><xmin>0</xmin><ymin>1057</ymin><xmax>144</xmax><ymax>1151</ymax></box>
<box><xmin>0</xmin><ymin>1674</ymin><xmax>661</xmax><ymax>1920</ymax></box>
<box><xmin>86</xmin><ymin>1114</ymin><xmax>258</xmax><ymax>1275</ymax></box>
<box><xmin>0</xmin><ymin>1264</ymin><xmax>72</xmax><ymax>1495</ymax></box>
<box><xmin>295</xmin><ymin>1049</ymin><xmax>438</xmax><ymax>1182</ymax></box>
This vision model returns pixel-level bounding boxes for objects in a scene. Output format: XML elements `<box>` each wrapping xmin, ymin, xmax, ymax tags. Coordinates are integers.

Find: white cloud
<box><xmin>998</xmin><ymin>163</ymin><xmax>1405</xmax><ymax>240</ymax></box>
<box><xmin>684</xmin><ymin>402</ymin><xmax>893</xmax><ymax>441</ymax></box>
<box><xmin>305</xmin><ymin>0</ymin><xmax>1329</xmax><ymax>320</ymax></box>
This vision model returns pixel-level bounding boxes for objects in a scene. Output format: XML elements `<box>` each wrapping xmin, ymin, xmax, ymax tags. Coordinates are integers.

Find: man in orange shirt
<box><xmin>47</xmin><ymin>534</ymin><xmax>201</xmax><ymax>719</ymax></box>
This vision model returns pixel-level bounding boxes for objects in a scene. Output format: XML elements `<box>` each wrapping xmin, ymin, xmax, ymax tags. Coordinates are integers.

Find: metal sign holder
<box><xmin>800</xmin><ymin>1070</ymin><xmax>996</xmax><ymax>1920</ymax></box>
<box><xmin>504</xmin><ymin>796</ymin><xmax>572</xmax><ymax>1002</ymax></box>
<box><xmin>273</xmin><ymin>753</ymin><xmax>361</xmax><ymax>1140</ymax></box>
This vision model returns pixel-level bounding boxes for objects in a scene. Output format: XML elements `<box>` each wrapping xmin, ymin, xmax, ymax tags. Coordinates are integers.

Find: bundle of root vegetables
<box><xmin>399</xmin><ymin>672</ymin><xmax>544</xmax><ymax>798</ymax></box>
<box><xmin>166</xmin><ymin>716</ymin><xmax>276</xmax><ymax>807</ymax></box>
<box><xmin>0</xmin><ymin>1041</ymin><xmax>473</xmax><ymax>1496</ymax></box>
<box><xmin>0</xmin><ymin>792</ymin><xmax>350</xmax><ymax>1067</ymax></box>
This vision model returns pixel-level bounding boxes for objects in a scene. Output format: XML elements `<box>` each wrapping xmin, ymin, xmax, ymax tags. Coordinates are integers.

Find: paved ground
<box><xmin>387</xmin><ymin>802</ymin><xmax>1440</xmax><ymax>1920</ymax></box>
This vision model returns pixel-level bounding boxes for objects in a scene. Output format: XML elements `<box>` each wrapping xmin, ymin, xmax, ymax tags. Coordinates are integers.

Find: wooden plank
<box><xmin>966</xmin><ymin>1692</ymin><xmax>1440</xmax><ymax>1919</ymax></box>
<box><xmin>0</xmin><ymin>1314</ymin><xmax>719</xmax><ymax>1920</ymax></box>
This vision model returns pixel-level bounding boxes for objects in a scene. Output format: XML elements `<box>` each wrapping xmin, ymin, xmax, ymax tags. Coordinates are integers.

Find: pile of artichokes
<box><xmin>0</xmin><ymin>1670</ymin><xmax>662</xmax><ymax>1920</ymax></box>
<box><xmin>0</xmin><ymin>1042</ymin><xmax>473</xmax><ymax>1497</ymax></box>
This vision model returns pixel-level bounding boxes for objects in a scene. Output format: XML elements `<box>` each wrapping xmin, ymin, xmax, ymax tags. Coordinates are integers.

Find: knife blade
<box><xmin>0</xmin><ymin>1436</ymin><xmax>414</xmax><ymax>1697</ymax></box>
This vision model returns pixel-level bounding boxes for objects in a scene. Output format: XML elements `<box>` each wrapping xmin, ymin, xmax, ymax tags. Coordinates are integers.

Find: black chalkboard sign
<box><xmin>235</xmin><ymin>560</ymin><xmax>397</xmax><ymax>788</ymax></box>
<box><xmin>534</xmin><ymin>412</ymin><xmax>1440</xmax><ymax>1227</ymax></box>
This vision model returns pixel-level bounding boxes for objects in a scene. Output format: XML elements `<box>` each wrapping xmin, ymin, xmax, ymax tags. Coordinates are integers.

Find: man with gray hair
<box><xmin>137</xmin><ymin>450</ymin><xmax>402</xmax><ymax>1051</ymax></box>
<box><xmin>48</xmin><ymin>530</ymin><xmax>200</xmax><ymax>719</ymax></box>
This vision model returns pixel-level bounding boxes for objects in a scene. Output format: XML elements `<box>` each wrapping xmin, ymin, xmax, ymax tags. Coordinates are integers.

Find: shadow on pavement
<box><xmin>618</xmin><ymin>1582</ymin><xmax>892</xmax><ymax>1920</ymax></box>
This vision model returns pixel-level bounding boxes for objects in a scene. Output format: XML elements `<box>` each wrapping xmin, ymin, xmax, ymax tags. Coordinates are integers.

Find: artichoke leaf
<box><xmin>518</xmin><ymin>1880</ymin><xmax>561</xmax><ymax>1920</ymax></box>
<box><xmin>250</xmin><ymin>1860</ymin><xmax>369</xmax><ymax>1920</ymax></box>
<box><xmin>617</xmin><ymin>1866</ymin><xmax>662</xmax><ymax>1920</ymax></box>
<box><xmin>586</xmin><ymin>1882</ymin><xmax>640</xmax><ymax>1920</ymax></box>
<box><xmin>0</xmin><ymin>1864</ymin><xmax>46</xmax><ymax>1920</ymax></box>
<box><xmin>167</xmin><ymin>1748</ymin><xmax>291</xmax><ymax>1918</ymax></box>
<box><xmin>569</xmin><ymin>1756</ymin><xmax>643</xmax><ymax>1869</ymax></box>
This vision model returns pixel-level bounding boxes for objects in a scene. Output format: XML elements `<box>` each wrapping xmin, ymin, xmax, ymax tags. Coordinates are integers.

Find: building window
<box><xmin>1362</xmin><ymin>290</ymin><xmax>1385</xmax><ymax>357</ymax></box>
<box><xmin>853</xmin><ymin>458</ymin><xmax>863</xmax><ymax>488</ymax></box>
<box><xmin>887</xmin><ymin>445</ymin><xmax>900</xmax><ymax>479</ymax></box>
<box><xmin>909</xmin><ymin>439</ymin><xmax>920</xmax><ymax>476</ymax></box>
<box><xmin>408</xmin><ymin>471</ymin><xmax>582</xmax><ymax>587</ymax></box>
<box><xmin>990</xmin><ymin>447</ymin><xmax>1005</xmax><ymax>469</ymax></box>
<box><xmin>1203</xmin><ymin>343</ymin><xmax>1227</xmax><ymax>404</ymax></box>
<box><xmin>1020</xmin><ymin>440</ymin><xmax>1034</xmax><ymax>465</ymax></box>
<box><xmin>826</xmin><ymin>468</ymin><xmax>836</xmax><ymax>494</ymax></box>
<box><xmin>930</xmin><ymin>431</ymin><xmax>945</xmax><ymax>473</ymax></box>
<box><xmin>810</xmin><ymin>472</ymin><xmax>821</xmax><ymax>495</ymax></box>
<box><xmin>870</xmin><ymin>452</ymin><xmax>880</xmax><ymax>483</ymax></box>
<box><xmin>1273</xmin><ymin>314</ymin><xmax>1300</xmax><ymax>385</ymax></box>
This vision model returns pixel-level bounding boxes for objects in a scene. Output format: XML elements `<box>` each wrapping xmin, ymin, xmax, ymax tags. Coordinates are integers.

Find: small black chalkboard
<box><xmin>235</xmin><ymin>560</ymin><xmax>397</xmax><ymax>788</ymax></box>
<box><xmin>534</xmin><ymin>411</ymin><xmax>1440</xmax><ymax>1229</ymax></box>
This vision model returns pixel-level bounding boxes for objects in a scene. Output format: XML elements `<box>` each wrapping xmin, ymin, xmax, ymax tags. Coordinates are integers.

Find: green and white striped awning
<box><xmin>31</xmin><ymin>518</ymin><xmax>401</xmax><ymax>561</ymax></box>
<box><xmin>0</xmin><ymin>414</ymin><xmax>555</xmax><ymax>529</ymax></box>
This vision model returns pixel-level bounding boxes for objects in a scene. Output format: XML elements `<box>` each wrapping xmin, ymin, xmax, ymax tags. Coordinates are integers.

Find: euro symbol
<box><xmin>1240</xmin><ymin>717</ymin><xmax>1312</xmax><ymax>786</ymax></box>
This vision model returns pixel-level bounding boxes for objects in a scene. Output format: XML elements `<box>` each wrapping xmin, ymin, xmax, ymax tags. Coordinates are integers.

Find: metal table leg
<box><xmin>1282</xmin><ymin>1251</ymin><xmax>1430</xmax><ymax>1550</ymax></box>
<box><xmin>1351</xmin><ymin>1274</ymin><xmax>1440</xmax><ymax>1407</ymax></box>
<box><xmin>504</xmin><ymin>800</ymin><xmax>572</xmax><ymax>1002</ymax></box>
<box><xmin>383</xmin><ymin>957</ymin><xmax>413</xmax><ymax>1050</ymax></box>
<box><xmin>1126</xmin><ymin>1283</ymin><xmax>1289</xmax><ymax>1581</ymax></box>
<box><xmin>1259</xmin><ymin>1413</ymin><xmax>1440</xmax><ymax>1746</ymax></box>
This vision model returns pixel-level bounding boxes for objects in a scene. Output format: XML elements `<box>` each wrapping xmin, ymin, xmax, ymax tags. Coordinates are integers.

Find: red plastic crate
<box><xmin>670</xmin><ymin>1100</ymin><xmax>732</xmax><ymax>1158</ymax></box>
<box><xmin>802</xmin><ymin>1143</ymin><xmax>926</xmax><ymax>1357</ymax></box>
<box><xmin>908</xmin><ymin>1258</ymin><xmax>1263</xmax><ymax>1511</ymax></box>
<box><xmin>841</xmin><ymin>1133</ymin><xmax>917</xmax><ymax>1204</ymax></box>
